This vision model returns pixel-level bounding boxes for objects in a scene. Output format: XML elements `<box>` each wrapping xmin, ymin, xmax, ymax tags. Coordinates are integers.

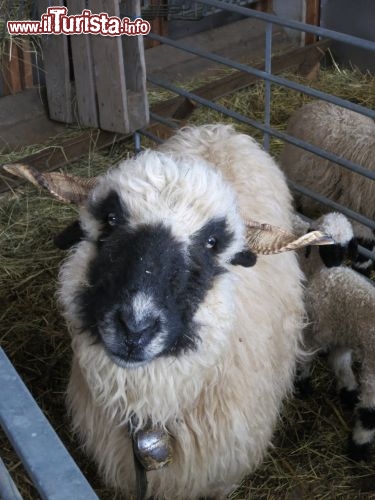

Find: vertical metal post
<box><xmin>134</xmin><ymin>131</ymin><xmax>142</xmax><ymax>155</ymax></box>
<box><xmin>263</xmin><ymin>22</ymin><xmax>272</xmax><ymax>152</ymax></box>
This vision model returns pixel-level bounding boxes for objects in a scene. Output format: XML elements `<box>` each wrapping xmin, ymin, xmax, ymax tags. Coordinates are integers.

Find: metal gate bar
<box><xmin>148</xmin><ymin>75</ymin><xmax>375</xmax><ymax>229</ymax></box>
<box><xmin>0</xmin><ymin>348</ymin><xmax>99</xmax><ymax>500</ymax></box>
<box><xmin>147</xmin><ymin>32</ymin><xmax>375</xmax><ymax>122</ymax></box>
<box><xmin>199</xmin><ymin>0</ymin><xmax>375</xmax><ymax>50</ymax></box>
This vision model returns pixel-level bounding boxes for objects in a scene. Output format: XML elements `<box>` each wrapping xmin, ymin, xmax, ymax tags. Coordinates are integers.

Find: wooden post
<box><xmin>18</xmin><ymin>39</ymin><xmax>34</xmax><ymax>89</ymax></box>
<box><xmin>66</xmin><ymin>0</ymin><xmax>99</xmax><ymax>128</ymax></box>
<box><xmin>122</xmin><ymin>0</ymin><xmax>149</xmax><ymax>130</ymax></box>
<box><xmin>305</xmin><ymin>0</ymin><xmax>320</xmax><ymax>45</ymax></box>
<box><xmin>88</xmin><ymin>0</ymin><xmax>130</xmax><ymax>133</ymax></box>
<box><xmin>37</xmin><ymin>0</ymin><xmax>74</xmax><ymax>123</ymax></box>
<box><xmin>145</xmin><ymin>0</ymin><xmax>168</xmax><ymax>49</ymax></box>
<box><xmin>1</xmin><ymin>39</ymin><xmax>23</xmax><ymax>95</ymax></box>
<box><xmin>254</xmin><ymin>0</ymin><xmax>273</xmax><ymax>13</ymax></box>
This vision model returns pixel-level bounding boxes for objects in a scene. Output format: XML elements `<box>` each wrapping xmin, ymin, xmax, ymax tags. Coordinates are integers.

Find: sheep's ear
<box><xmin>230</xmin><ymin>249</ymin><xmax>257</xmax><ymax>267</ymax></box>
<box><xmin>347</xmin><ymin>237</ymin><xmax>358</xmax><ymax>260</ymax></box>
<box><xmin>319</xmin><ymin>244</ymin><xmax>346</xmax><ymax>267</ymax></box>
<box><xmin>2</xmin><ymin>163</ymin><xmax>97</xmax><ymax>204</ymax></box>
<box><xmin>319</xmin><ymin>236</ymin><xmax>358</xmax><ymax>268</ymax></box>
<box><xmin>54</xmin><ymin>220</ymin><xmax>84</xmax><ymax>250</ymax></box>
<box><xmin>244</xmin><ymin>219</ymin><xmax>334</xmax><ymax>255</ymax></box>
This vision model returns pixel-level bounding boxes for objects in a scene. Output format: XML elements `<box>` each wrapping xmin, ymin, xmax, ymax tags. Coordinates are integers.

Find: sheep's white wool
<box><xmin>59</xmin><ymin>124</ymin><xmax>304</xmax><ymax>499</ymax></box>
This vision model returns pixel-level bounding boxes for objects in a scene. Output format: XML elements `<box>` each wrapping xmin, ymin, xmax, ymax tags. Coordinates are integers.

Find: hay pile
<box><xmin>1</xmin><ymin>67</ymin><xmax>375</xmax><ymax>499</ymax></box>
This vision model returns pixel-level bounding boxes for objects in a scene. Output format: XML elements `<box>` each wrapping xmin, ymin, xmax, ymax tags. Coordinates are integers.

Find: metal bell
<box><xmin>133</xmin><ymin>427</ymin><xmax>173</xmax><ymax>471</ymax></box>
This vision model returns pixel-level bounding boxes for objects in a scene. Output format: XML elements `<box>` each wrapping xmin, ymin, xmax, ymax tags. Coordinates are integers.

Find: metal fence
<box><xmin>140</xmin><ymin>0</ymin><xmax>255</xmax><ymax>20</ymax></box>
<box><xmin>140</xmin><ymin>0</ymin><xmax>375</xmax><ymax>263</ymax></box>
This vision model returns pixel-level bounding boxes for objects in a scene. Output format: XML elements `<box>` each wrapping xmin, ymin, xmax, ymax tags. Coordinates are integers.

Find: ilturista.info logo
<box><xmin>7</xmin><ymin>7</ymin><xmax>151</xmax><ymax>36</ymax></box>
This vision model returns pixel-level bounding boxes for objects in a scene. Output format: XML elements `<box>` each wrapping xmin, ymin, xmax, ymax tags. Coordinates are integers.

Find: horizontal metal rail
<box><xmin>0</xmin><ymin>348</ymin><xmax>99</xmax><ymax>500</ymax></box>
<box><xmin>150</xmin><ymin>111</ymin><xmax>179</xmax><ymax>129</ymax></box>
<box><xmin>147</xmin><ymin>33</ymin><xmax>375</xmax><ymax>123</ymax></box>
<box><xmin>197</xmin><ymin>0</ymin><xmax>375</xmax><ymax>50</ymax></box>
<box><xmin>289</xmin><ymin>180</ymin><xmax>375</xmax><ymax>235</ymax></box>
<box><xmin>148</xmin><ymin>75</ymin><xmax>375</xmax><ymax>188</ymax></box>
<box><xmin>139</xmin><ymin>128</ymin><xmax>164</xmax><ymax>144</ymax></box>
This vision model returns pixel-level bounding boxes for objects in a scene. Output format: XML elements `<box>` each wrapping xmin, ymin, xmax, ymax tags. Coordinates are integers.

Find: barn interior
<box><xmin>1</xmin><ymin>0</ymin><xmax>375</xmax><ymax>498</ymax></box>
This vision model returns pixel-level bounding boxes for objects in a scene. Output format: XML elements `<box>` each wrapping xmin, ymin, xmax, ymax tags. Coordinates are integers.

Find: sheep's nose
<box><xmin>117</xmin><ymin>309</ymin><xmax>159</xmax><ymax>336</ymax></box>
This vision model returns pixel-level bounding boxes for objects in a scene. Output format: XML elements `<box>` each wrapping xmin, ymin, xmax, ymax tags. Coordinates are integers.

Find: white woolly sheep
<box><xmin>280</xmin><ymin>100</ymin><xmax>375</xmax><ymax>275</ymax></box>
<box><xmin>4</xmin><ymin>125</ymin><xmax>331</xmax><ymax>499</ymax></box>
<box><xmin>295</xmin><ymin>212</ymin><xmax>375</xmax><ymax>461</ymax></box>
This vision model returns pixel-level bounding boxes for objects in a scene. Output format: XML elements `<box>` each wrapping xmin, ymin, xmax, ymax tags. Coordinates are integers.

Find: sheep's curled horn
<box><xmin>2</xmin><ymin>162</ymin><xmax>334</xmax><ymax>254</ymax></box>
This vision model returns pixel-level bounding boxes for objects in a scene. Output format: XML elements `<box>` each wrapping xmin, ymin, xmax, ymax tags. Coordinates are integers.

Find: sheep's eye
<box><xmin>206</xmin><ymin>236</ymin><xmax>217</xmax><ymax>249</ymax></box>
<box><xmin>107</xmin><ymin>213</ymin><xmax>117</xmax><ymax>226</ymax></box>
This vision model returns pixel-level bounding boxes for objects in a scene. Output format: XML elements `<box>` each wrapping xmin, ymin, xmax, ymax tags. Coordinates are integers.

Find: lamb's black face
<box><xmin>76</xmin><ymin>191</ymin><xmax>255</xmax><ymax>367</ymax></box>
<box><xmin>318</xmin><ymin>237</ymin><xmax>358</xmax><ymax>268</ymax></box>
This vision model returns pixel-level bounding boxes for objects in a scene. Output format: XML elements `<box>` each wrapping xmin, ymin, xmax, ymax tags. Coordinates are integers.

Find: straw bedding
<box><xmin>1</xmin><ymin>67</ymin><xmax>374</xmax><ymax>499</ymax></box>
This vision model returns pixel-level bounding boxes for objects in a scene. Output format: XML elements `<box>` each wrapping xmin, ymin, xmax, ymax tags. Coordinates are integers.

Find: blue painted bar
<box><xmin>197</xmin><ymin>0</ymin><xmax>375</xmax><ymax>50</ymax></box>
<box><xmin>146</xmin><ymin>33</ymin><xmax>375</xmax><ymax>122</ymax></box>
<box><xmin>289</xmin><ymin>180</ymin><xmax>375</xmax><ymax>234</ymax></box>
<box><xmin>134</xmin><ymin>131</ymin><xmax>142</xmax><ymax>154</ymax></box>
<box><xmin>150</xmin><ymin>111</ymin><xmax>179</xmax><ymax>129</ymax></box>
<box><xmin>0</xmin><ymin>348</ymin><xmax>99</xmax><ymax>500</ymax></box>
<box><xmin>0</xmin><ymin>457</ymin><xmax>23</xmax><ymax>500</ymax></box>
<box><xmin>139</xmin><ymin>129</ymin><xmax>164</xmax><ymax>144</ymax></box>
<box><xmin>263</xmin><ymin>22</ymin><xmax>272</xmax><ymax>152</ymax></box>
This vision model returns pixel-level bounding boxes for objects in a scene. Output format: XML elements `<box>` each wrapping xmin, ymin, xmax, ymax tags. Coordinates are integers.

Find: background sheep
<box><xmin>4</xmin><ymin>124</ymin><xmax>328</xmax><ymax>499</ymax></box>
<box><xmin>280</xmin><ymin>100</ymin><xmax>375</xmax><ymax>275</ymax></box>
<box><xmin>295</xmin><ymin>212</ymin><xmax>375</xmax><ymax>462</ymax></box>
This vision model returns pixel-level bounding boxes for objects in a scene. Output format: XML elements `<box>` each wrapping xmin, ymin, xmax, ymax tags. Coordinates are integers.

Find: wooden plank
<box><xmin>18</xmin><ymin>39</ymin><xmax>34</xmax><ymax>89</ymax></box>
<box><xmin>0</xmin><ymin>130</ymin><xmax>125</xmax><ymax>194</ymax></box>
<box><xmin>305</xmin><ymin>0</ymin><xmax>320</xmax><ymax>45</ymax></box>
<box><xmin>88</xmin><ymin>0</ymin><xmax>130</xmax><ymax>134</ymax></box>
<box><xmin>37</xmin><ymin>0</ymin><xmax>74</xmax><ymax>123</ymax></box>
<box><xmin>66</xmin><ymin>0</ymin><xmax>99</xmax><ymax>128</ymax></box>
<box><xmin>2</xmin><ymin>40</ymin><xmax>23</xmax><ymax>95</ymax></box>
<box><xmin>122</xmin><ymin>0</ymin><xmax>149</xmax><ymax>131</ymax></box>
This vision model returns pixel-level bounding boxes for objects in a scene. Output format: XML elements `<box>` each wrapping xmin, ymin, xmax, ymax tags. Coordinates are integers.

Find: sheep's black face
<box><xmin>76</xmin><ymin>191</ymin><xmax>246</xmax><ymax>367</ymax></box>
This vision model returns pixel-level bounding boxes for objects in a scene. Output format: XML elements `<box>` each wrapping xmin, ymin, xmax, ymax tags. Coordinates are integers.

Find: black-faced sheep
<box><xmin>295</xmin><ymin>212</ymin><xmax>375</xmax><ymax>462</ymax></box>
<box><xmin>3</xmin><ymin>124</ymin><xmax>332</xmax><ymax>499</ymax></box>
<box><xmin>280</xmin><ymin>100</ymin><xmax>375</xmax><ymax>276</ymax></box>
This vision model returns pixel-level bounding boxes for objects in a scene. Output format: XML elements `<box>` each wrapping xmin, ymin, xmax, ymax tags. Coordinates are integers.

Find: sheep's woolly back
<box><xmin>280</xmin><ymin>101</ymin><xmax>375</xmax><ymax>241</ymax></box>
<box><xmin>61</xmin><ymin>124</ymin><xmax>305</xmax><ymax>499</ymax></box>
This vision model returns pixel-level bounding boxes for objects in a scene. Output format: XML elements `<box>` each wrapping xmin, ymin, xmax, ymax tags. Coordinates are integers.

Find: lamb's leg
<box><xmin>328</xmin><ymin>346</ymin><xmax>358</xmax><ymax>409</ymax></box>
<box><xmin>348</xmin><ymin>358</ymin><xmax>375</xmax><ymax>462</ymax></box>
<box><xmin>295</xmin><ymin>355</ymin><xmax>315</xmax><ymax>398</ymax></box>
